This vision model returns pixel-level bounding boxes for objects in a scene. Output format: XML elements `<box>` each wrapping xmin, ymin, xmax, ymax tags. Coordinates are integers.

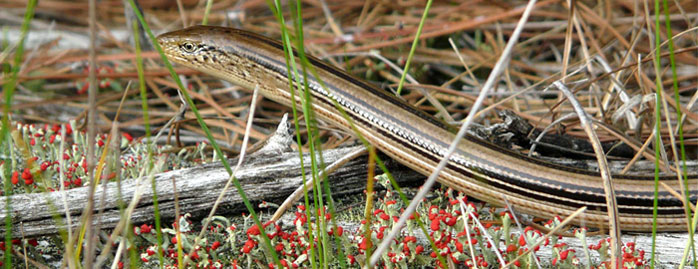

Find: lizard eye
<box><xmin>180</xmin><ymin>42</ymin><xmax>197</xmax><ymax>53</ymax></box>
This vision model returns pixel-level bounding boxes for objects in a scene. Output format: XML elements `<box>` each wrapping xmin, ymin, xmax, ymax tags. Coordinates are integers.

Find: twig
<box><xmin>460</xmin><ymin>201</ymin><xmax>508</xmax><ymax>267</ymax></box>
<box><xmin>552</xmin><ymin>81</ymin><xmax>621</xmax><ymax>268</ymax></box>
<box><xmin>503</xmin><ymin>200</ymin><xmax>542</xmax><ymax>269</ymax></box>
<box><xmin>504</xmin><ymin>207</ymin><xmax>587</xmax><ymax>268</ymax></box>
<box><xmin>83</xmin><ymin>0</ymin><xmax>98</xmax><ymax>265</ymax></box>
<box><xmin>182</xmin><ymin>86</ymin><xmax>260</xmax><ymax>266</ymax></box>
<box><xmin>271</xmin><ymin>146</ymin><xmax>366</xmax><ymax>222</ymax></box>
<box><xmin>57</xmin><ymin>124</ymin><xmax>75</xmax><ymax>269</ymax></box>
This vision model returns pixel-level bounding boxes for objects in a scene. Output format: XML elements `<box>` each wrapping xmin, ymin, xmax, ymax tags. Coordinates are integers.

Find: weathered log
<box><xmin>0</xmin><ymin>146</ymin><xmax>422</xmax><ymax>238</ymax></box>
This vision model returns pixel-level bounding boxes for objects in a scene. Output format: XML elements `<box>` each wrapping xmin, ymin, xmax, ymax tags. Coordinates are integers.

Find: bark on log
<box><xmin>0</xmin><ymin>146</ymin><xmax>421</xmax><ymax>238</ymax></box>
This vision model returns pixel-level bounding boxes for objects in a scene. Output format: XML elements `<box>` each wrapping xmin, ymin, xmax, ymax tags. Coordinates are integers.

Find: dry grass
<box><xmin>2</xmin><ymin>0</ymin><xmax>695</xmax><ymax>151</ymax></box>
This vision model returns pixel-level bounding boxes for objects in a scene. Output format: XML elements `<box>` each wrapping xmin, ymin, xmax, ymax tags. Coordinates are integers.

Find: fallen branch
<box><xmin>0</xmin><ymin>146</ymin><xmax>421</xmax><ymax>237</ymax></box>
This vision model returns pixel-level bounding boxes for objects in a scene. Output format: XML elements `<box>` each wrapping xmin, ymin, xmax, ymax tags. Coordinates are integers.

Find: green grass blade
<box><xmin>661</xmin><ymin>0</ymin><xmax>696</xmax><ymax>266</ymax></box>
<box><xmin>287</xmin><ymin>3</ymin><xmax>333</xmax><ymax>266</ymax></box>
<box><xmin>132</xmin><ymin>19</ymin><xmax>164</xmax><ymax>268</ymax></box>
<box><xmin>264</xmin><ymin>1</ymin><xmax>445</xmax><ymax>266</ymax></box>
<box><xmin>395</xmin><ymin>0</ymin><xmax>433</xmax><ymax>96</ymax></box>
<box><xmin>124</xmin><ymin>1</ymin><xmax>281</xmax><ymax>267</ymax></box>
<box><xmin>1</xmin><ymin>1</ymin><xmax>37</xmax><ymax>267</ymax></box>
<box><xmin>201</xmin><ymin>0</ymin><xmax>214</xmax><ymax>25</ymax></box>
<box><xmin>651</xmin><ymin>0</ymin><xmax>663</xmax><ymax>267</ymax></box>
<box><xmin>264</xmin><ymin>1</ymin><xmax>320</xmax><ymax>267</ymax></box>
